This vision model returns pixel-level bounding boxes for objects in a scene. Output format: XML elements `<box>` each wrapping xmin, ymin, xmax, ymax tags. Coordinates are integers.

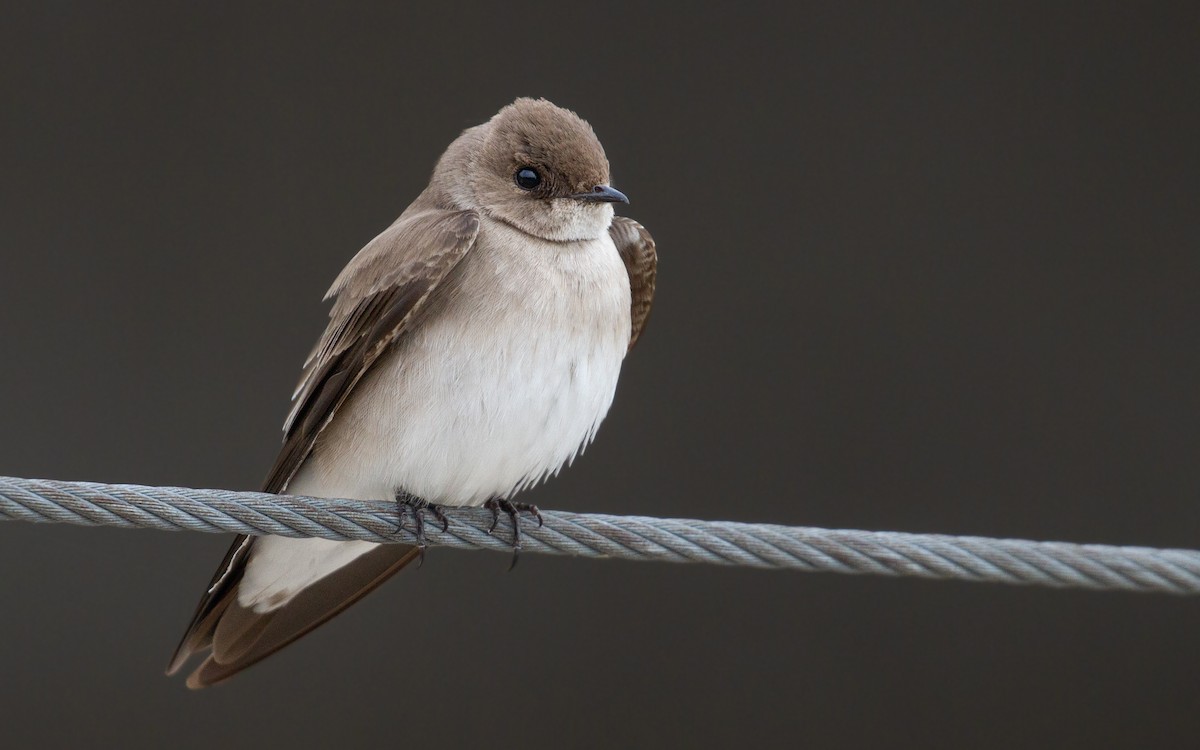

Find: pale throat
<box><xmin>492</xmin><ymin>199</ymin><xmax>615</xmax><ymax>243</ymax></box>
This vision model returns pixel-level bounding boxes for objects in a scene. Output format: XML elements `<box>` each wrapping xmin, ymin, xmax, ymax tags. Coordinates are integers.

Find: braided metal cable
<box><xmin>1</xmin><ymin>475</ymin><xmax>1197</xmax><ymax>594</ymax></box>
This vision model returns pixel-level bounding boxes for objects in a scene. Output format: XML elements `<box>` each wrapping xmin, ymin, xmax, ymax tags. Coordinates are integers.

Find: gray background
<box><xmin>2</xmin><ymin>3</ymin><xmax>1198</xmax><ymax>748</ymax></box>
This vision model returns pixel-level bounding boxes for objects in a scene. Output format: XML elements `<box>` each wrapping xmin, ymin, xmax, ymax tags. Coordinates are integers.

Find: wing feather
<box><xmin>609</xmin><ymin>216</ymin><xmax>657</xmax><ymax>351</ymax></box>
<box><xmin>167</xmin><ymin>208</ymin><xmax>479</xmax><ymax>684</ymax></box>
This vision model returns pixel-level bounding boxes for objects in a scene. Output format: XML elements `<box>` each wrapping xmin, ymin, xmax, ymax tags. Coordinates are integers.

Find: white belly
<box><xmin>241</xmin><ymin>227</ymin><xmax>631</xmax><ymax>611</ymax></box>
<box><xmin>287</xmin><ymin>227</ymin><xmax>632</xmax><ymax>507</ymax></box>
<box><xmin>240</xmin><ymin>219</ymin><xmax>638</xmax><ymax>612</ymax></box>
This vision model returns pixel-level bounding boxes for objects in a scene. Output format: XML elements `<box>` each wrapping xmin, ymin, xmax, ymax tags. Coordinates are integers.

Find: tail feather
<box><xmin>168</xmin><ymin>537</ymin><xmax>419</xmax><ymax>688</ymax></box>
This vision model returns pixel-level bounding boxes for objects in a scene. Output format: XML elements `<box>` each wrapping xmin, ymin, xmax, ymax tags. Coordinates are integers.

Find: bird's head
<box><xmin>463</xmin><ymin>98</ymin><xmax>628</xmax><ymax>242</ymax></box>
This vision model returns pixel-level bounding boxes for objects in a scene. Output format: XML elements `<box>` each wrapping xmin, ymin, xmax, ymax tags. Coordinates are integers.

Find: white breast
<box><xmin>239</xmin><ymin>220</ymin><xmax>631</xmax><ymax>611</ymax></box>
<box><xmin>290</xmin><ymin>219</ymin><xmax>632</xmax><ymax>507</ymax></box>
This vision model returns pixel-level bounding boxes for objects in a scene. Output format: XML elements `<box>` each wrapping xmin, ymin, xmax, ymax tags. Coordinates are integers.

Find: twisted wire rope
<box><xmin>1</xmin><ymin>475</ymin><xmax>1198</xmax><ymax>595</ymax></box>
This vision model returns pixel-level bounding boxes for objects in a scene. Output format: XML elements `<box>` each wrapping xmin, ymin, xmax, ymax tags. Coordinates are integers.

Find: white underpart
<box><xmin>239</xmin><ymin>217</ymin><xmax>631</xmax><ymax>612</ymax></box>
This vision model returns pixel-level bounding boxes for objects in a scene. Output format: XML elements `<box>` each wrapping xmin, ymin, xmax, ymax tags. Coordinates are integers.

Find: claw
<box><xmin>429</xmin><ymin>503</ymin><xmax>450</xmax><ymax>533</ymax></box>
<box><xmin>483</xmin><ymin>498</ymin><xmax>544</xmax><ymax>570</ymax></box>
<box><xmin>395</xmin><ymin>491</ymin><xmax>448</xmax><ymax>568</ymax></box>
<box><xmin>395</xmin><ymin>500</ymin><xmax>409</xmax><ymax>535</ymax></box>
<box><xmin>485</xmin><ymin>497</ymin><xmax>503</xmax><ymax>535</ymax></box>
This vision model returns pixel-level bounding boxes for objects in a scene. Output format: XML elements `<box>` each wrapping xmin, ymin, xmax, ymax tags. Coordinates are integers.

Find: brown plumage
<box><xmin>610</xmin><ymin>217</ymin><xmax>657</xmax><ymax>350</ymax></box>
<box><xmin>166</xmin><ymin>213</ymin><xmax>478</xmax><ymax>685</ymax></box>
<box><xmin>168</xmin><ymin>98</ymin><xmax>657</xmax><ymax>687</ymax></box>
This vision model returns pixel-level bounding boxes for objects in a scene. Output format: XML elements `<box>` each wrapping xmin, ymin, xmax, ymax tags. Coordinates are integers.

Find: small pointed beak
<box><xmin>571</xmin><ymin>184</ymin><xmax>630</xmax><ymax>204</ymax></box>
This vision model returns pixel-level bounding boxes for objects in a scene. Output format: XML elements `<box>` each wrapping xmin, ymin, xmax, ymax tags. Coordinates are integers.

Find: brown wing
<box><xmin>167</xmin><ymin>208</ymin><xmax>479</xmax><ymax>685</ymax></box>
<box><xmin>270</xmin><ymin>208</ymin><xmax>481</xmax><ymax>494</ymax></box>
<box><xmin>609</xmin><ymin>216</ymin><xmax>657</xmax><ymax>351</ymax></box>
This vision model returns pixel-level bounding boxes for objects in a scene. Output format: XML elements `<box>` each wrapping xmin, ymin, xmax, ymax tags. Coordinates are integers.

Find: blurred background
<box><xmin>1</xmin><ymin>3</ymin><xmax>1198</xmax><ymax>748</ymax></box>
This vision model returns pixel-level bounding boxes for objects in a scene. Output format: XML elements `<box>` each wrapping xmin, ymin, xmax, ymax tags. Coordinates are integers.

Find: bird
<box><xmin>166</xmin><ymin>97</ymin><xmax>657</xmax><ymax>688</ymax></box>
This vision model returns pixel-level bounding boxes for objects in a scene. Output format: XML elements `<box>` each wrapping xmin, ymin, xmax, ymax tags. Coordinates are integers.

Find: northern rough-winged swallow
<box><xmin>167</xmin><ymin>98</ymin><xmax>657</xmax><ymax>688</ymax></box>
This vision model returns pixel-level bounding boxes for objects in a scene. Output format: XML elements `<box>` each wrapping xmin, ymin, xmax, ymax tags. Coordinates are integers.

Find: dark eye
<box><xmin>514</xmin><ymin>167</ymin><xmax>541</xmax><ymax>190</ymax></box>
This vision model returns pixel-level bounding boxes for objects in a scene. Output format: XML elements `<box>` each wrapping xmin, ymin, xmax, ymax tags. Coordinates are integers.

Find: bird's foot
<box><xmin>484</xmin><ymin>498</ymin><xmax>543</xmax><ymax>570</ymax></box>
<box><xmin>396</xmin><ymin>491</ymin><xmax>449</xmax><ymax>567</ymax></box>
